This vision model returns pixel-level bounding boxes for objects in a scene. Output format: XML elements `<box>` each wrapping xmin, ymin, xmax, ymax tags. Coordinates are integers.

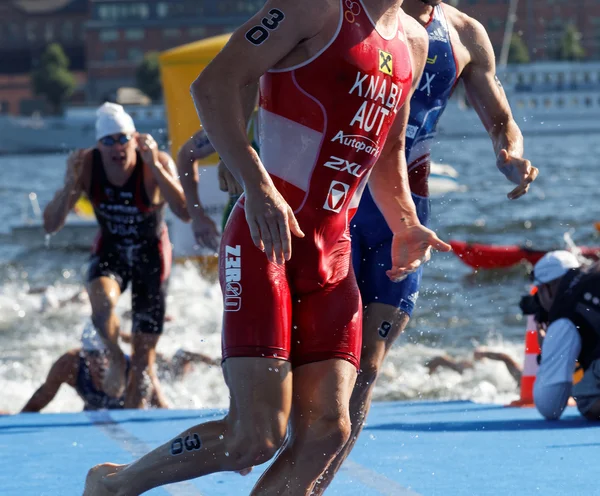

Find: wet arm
<box><xmin>43</xmin><ymin>150</ymin><xmax>88</xmax><ymax>233</ymax></box>
<box><xmin>190</xmin><ymin>0</ymin><xmax>324</xmax><ymax>192</ymax></box>
<box><xmin>152</xmin><ymin>152</ymin><xmax>190</xmax><ymax>222</ymax></box>
<box><xmin>21</xmin><ymin>353</ymin><xmax>76</xmax><ymax>413</ymax></box>
<box><xmin>477</xmin><ymin>351</ymin><xmax>522</xmax><ymax>383</ymax></box>
<box><xmin>427</xmin><ymin>355</ymin><xmax>473</xmax><ymax>374</ymax></box>
<box><xmin>368</xmin><ymin>22</ymin><xmax>428</xmax><ymax>231</ymax></box>
<box><xmin>460</xmin><ymin>17</ymin><xmax>537</xmax><ymax>200</ymax></box>
<box><xmin>176</xmin><ymin>132</ymin><xmax>213</xmax><ymax>220</ymax></box>
<box><xmin>460</xmin><ymin>19</ymin><xmax>522</xmax><ymax>160</ymax></box>
<box><xmin>177</xmin><ymin>82</ymin><xmax>257</xmax><ymax>219</ymax></box>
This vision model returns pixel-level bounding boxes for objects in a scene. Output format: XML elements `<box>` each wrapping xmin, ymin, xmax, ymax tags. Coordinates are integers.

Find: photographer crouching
<box><xmin>523</xmin><ymin>251</ymin><xmax>600</xmax><ymax>420</ymax></box>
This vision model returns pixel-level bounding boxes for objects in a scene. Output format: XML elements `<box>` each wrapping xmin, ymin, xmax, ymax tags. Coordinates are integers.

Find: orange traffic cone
<box><xmin>509</xmin><ymin>314</ymin><xmax>541</xmax><ymax>407</ymax></box>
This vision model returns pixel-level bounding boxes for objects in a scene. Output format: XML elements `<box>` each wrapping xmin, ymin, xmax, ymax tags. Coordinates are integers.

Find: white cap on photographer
<box><xmin>95</xmin><ymin>102</ymin><xmax>136</xmax><ymax>140</ymax></box>
<box><xmin>532</xmin><ymin>250</ymin><xmax>580</xmax><ymax>285</ymax></box>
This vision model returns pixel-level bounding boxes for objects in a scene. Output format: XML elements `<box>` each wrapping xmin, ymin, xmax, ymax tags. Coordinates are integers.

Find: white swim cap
<box><xmin>95</xmin><ymin>102</ymin><xmax>136</xmax><ymax>141</ymax></box>
<box><xmin>81</xmin><ymin>320</ymin><xmax>107</xmax><ymax>353</ymax></box>
<box><xmin>532</xmin><ymin>250</ymin><xmax>580</xmax><ymax>285</ymax></box>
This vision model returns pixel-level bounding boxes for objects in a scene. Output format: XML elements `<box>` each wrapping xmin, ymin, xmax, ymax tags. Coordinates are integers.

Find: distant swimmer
<box><xmin>43</xmin><ymin>102</ymin><xmax>189</xmax><ymax>410</ymax></box>
<box><xmin>83</xmin><ymin>0</ymin><xmax>451</xmax><ymax>494</ymax></box>
<box><xmin>18</xmin><ymin>324</ymin><xmax>219</xmax><ymax>413</ymax></box>
<box><xmin>426</xmin><ymin>346</ymin><xmax>578</xmax><ymax>407</ymax></box>
<box><xmin>176</xmin><ymin>82</ymin><xmax>258</xmax><ymax>250</ymax></box>
<box><xmin>426</xmin><ymin>348</ymin><xmax>522</xmax><ymax>383</ymax></box>
<box><xmin>319</xmin><ymin>0</ymin><xmax>539</xmax><ymax>490</ymax></box>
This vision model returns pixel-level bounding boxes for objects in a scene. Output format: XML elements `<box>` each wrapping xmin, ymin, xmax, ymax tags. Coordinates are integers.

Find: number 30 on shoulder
<box><xmin>245</xmin><ymin>9</ymin><xmax>286</xmax><ymax>46</ymax></box>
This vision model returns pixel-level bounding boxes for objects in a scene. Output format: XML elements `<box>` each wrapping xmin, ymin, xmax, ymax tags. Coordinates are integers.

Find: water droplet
<box><xmin>225</xmin><ymin>452</ymin><xmax>229</xmax><ymax>457</ymax></box>
<box><xmin>219</xmin><ymin>435</ymin><xmax>224</xmax><ymax>440</ymax></box>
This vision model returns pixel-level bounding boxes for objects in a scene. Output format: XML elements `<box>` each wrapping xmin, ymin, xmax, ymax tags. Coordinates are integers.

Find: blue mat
<box><xmin>1</xmin><ymin>401</ymin><xmax>597</xmax><ymax>495</ymax></box>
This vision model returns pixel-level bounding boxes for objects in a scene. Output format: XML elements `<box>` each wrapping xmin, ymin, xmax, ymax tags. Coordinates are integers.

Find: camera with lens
<box><xmin>519</xmin><ymin>292</ymin><xmax>548</xmax><ymax>324</ymax></box>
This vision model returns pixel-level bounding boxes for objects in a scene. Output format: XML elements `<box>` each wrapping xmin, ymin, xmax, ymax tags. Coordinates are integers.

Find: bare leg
<box><xmin>314</xmin><ymin>304</ymin><xmax>408</xmax><ymax>495</ymax></box>
<box><xmin>87</xmin><ymin>277</ymin><xmax>127</xmax><ymax>398</ymax></box>
<box><xmin>83</xmin><ymin>357</ymin><xmax>292</xmax><ymax>496</ymax></box>
<box><xmin>125</xmin><ymin>333</ymin><xmax>162</xmax><ymax>409</ymax></box>
<box><xmin>251</xmin><ymin>359</ymin><xmax>356</xmax><ymax>496</ymax></box>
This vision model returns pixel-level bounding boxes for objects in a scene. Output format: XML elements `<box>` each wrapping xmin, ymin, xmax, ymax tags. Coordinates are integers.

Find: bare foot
<box><xmin>102</xmin><ymin>352</ymin><xmax>127</xmax><ymax>398</ymax></box>
<box><xmin>83</xmin><ymin>463</ymin><xmax>124</xmax><ymax>495</ymax></box>
<box><xmin>236</xmin><ymin>467</ymin><xmax>253</xmax><ymax>476</ymax></box>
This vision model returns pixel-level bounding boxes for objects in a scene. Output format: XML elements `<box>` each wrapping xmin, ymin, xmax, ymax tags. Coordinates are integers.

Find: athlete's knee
<box><xmin>225</xmin><ymin>413</ymin><xmax>287</xmax><ymax>466</ymax></box>
<box><xmin>90</xmin><ymin>295</ymin><xmax>118</xmax><ymax>326</ymax></box>
<box><xmin>300</xmin><ymin>409</ymin><xmax>352</xmax><ymax>455</ymax></box>
<box><xmin>91</xmin><ymin>312</ymin><xmax>118</xmax><ymax>335</ymax></box>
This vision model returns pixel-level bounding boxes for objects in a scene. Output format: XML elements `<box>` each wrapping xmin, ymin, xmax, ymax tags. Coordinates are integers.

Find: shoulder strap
<box><xmin>89</xmin><ymin>149</ymin><xmax>106</xmax><ymax>204</ymax></box>
<box><xmin>133</xmin><ymin>150</ymin><xmax>153</xmax><ymax>209</ymax></box>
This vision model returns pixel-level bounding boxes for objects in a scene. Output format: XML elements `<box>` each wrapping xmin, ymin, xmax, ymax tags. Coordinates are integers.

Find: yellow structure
<box><xmin>74</xmin><ymin>196</ymin><xmax>95</xmax><ymax>219</ymax></box>
<box><xmin>158</xmin><ymin>33</ymin><xmax>232</xmax><ymax>161</ymax></box>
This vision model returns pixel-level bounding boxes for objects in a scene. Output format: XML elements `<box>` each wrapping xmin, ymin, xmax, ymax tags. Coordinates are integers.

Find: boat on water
<box><xmin>438</xmin><ymin>61</ymin><xmax>600</xmax><ymax>138</ymax></box>
<box><xmin>449</xmin><ymin>239</ymin><xmax>600</xmax><ymax>270</ymax></box>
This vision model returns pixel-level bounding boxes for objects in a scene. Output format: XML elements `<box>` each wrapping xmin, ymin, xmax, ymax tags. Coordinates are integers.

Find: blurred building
<box><xmin>3</xmin><ymin>0</ymin><xmax>598</xmax><ymax>116</ymax></box>
<box><xmin>0</xmin><ymin>0</ymin><xmax>89</xmax><ymax>115</ymax></box>
<box><xmin>460</xmin><ymin>0</ymin><xmax>600</xmax><ymax>61</ymax></box>
<box><xmin>85</xmin><ymin>0</ymin><xmax>265</xmax><ymax>102</ymax></box>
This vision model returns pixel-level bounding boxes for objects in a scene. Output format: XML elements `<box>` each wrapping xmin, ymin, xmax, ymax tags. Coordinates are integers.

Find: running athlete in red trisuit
<box><xmin>84</xmin><ymin>1</ymin><xmax>450</xmax><ymax>494</ymax></box>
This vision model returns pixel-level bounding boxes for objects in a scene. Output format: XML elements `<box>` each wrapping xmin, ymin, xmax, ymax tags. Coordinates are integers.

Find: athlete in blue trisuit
<box><xmin>317</xmin><ymin>0</ymin><xmax>539</xmax><ymax>490</ymax></box>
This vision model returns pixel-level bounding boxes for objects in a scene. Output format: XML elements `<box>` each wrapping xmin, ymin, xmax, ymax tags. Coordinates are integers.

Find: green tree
<box><xmin>135</xmin><ymin>52</ymin><xmax>163</xmax><ymax>102</ymax></box>
<box><xmin>557</xmin><ymin>24</ymin><xmax>585</xmax><ymax>61</ymax></box>
<box><xmin>507</xmin><ymin>34</ymin><xmax>530</xmax><ymax>64</ymax></box>
<box><xmin>31</xmin><ymin>43</ymin><xmax>77</xmax><ymax>114</ymax></box>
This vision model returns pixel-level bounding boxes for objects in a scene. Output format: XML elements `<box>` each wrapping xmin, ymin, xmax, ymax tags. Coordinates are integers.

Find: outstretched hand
<box><xmin>496</xmin><ymin>149</ymin><xmax>538</xmax><ymax>200</ymax></box>
<box><xmin>244</xmin><ymin>181</ymin><xmax>304</xmax><ymax>264</ymax></box>
<box><xmin>387</xmin><ymin>225</ymin><xmax>452</xmax><ymax>282</ymax></box>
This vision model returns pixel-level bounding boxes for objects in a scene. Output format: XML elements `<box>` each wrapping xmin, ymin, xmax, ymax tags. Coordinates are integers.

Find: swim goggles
<box><xmin>100</xmin><ymin>134</ymin><xmax>133</xmax><ymax>146</ymax></box>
